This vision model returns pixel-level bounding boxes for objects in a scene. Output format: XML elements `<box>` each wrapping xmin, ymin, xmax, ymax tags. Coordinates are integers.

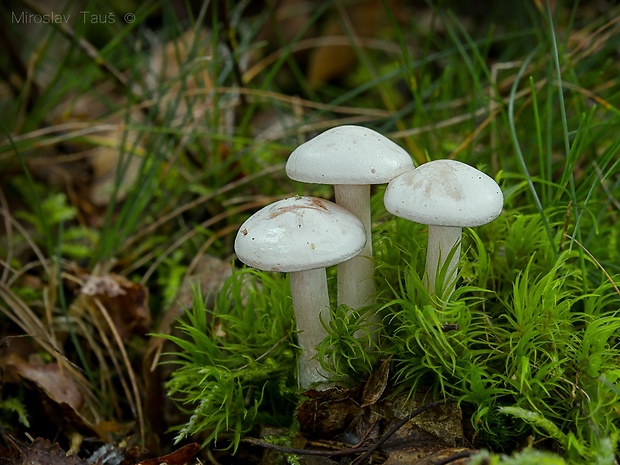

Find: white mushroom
<box><xmin>234</xmin><ymin>196</ymin><xmax>366</xmax><ymax>389</ymax></box>
<box><xmin>285</xmin><ymin>125</ymin><xmax>414</xmax><ymax>312</ymax></box>
<box><xmin>384</xmin><ymin>160</ymin><xmax>503</xmax><ymax>298</ymax></box>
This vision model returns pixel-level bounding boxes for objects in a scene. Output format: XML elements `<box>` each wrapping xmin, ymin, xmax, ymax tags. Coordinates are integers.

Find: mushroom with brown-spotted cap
<box><xmin>234</xmin><ymin>196</ymin><xmax>366</xmax><ymax>389</ymax></box>
<box><xmin>384</xmin><ymin>159</ymin><xmax>503</xmax><ymax>298</ymax></box>
<box><xmin>286</xmin><ymin>125</ymin><xmax>414</xmax><ymax>313</ymax></box>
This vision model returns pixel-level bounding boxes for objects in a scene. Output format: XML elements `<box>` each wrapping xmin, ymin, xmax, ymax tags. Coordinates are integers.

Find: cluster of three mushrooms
<box><xmin>234</xmin><ymin>125</ymin><xmax>504</xmax><ymax>389</ymax></box>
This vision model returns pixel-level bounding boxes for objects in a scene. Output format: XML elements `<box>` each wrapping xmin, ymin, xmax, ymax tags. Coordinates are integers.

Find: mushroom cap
<box><xmin>384</xmin><ymin>159</ymin><xmax>504</xmax><ymax>227</ymax></box>
<box><xmin>234</xmin><ymin>196</ymin><xmax>366</xmax><ymax>272</ymax></box>
<box><xmin>286</xmin><ymin>125</ymin><xmax>414</xmax><ymax>185</ymax></box>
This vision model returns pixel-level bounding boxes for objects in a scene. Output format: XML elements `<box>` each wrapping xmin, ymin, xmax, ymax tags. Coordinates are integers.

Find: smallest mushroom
<box><xmin>384</xmin><ymin>160</ymin><xmax>503</xmax><ymax>298</ymax></box>
<box><xmin>234</xmin><ymin>196</ymin><xmax>366</xmax><ymax>389</ymax></box>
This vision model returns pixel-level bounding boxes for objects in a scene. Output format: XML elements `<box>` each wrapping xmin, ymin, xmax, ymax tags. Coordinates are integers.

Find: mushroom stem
<box><xmin>425</xmin><ymin>225</ymin><xmax>462</xmax><ymax>298</ymax></box>
<box><xmin>333</xmin><ymin>184</ymin><xmax>376</xmax><ymax>309</ymax></box>
<box><xmin>289</xmin><ymin>268</ymin><xmax>331</xmax><ymax>389</ymax></box>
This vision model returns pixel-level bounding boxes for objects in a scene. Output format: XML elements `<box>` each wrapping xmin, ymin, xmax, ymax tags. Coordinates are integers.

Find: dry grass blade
<box><xmin>0</xmin><ymin>123</ymin><xmax>120</xmax><ymax>160</ymax></box>
<box><xmin>138</xmin><ymin>196</ymin><xmax>283</xmax><ymax>282</ymax></box>
<box><xmin>243</xmin><ymin>36</ymin><xmax>408</xmax><ymax>84</ymax></box>
<box><xmin>565</xmin><ymin>234</ymin><xmax>620</xmax><ymax>297</ymax></box>
<box><xmin>134</xmin><ymin>85</ymin><xmax>392</xmax><ymax>134</ymax></box>
<box><xmin>186</xmin><ymin>224</ymin><xmax>238</xmax><ymax>276</ymax></box>
<box><xmin>122</xmin><ymin>164</ymin><xmax>285</xmax><ymax>252</ymax></box>
<box><xmin>91</xmin><ymin>298</ymin><xmax>145</xmax><ymax>444</ymax></box>
<box><xmin>0</xmin><ymin>189</ymin><xmax>13</xmax><ymax>284</ymax></box>
<box><xmin>594</xmin><ymin>163</ymin><xmax>620</xmax><ymax>212</ymax></box>
<box><xmin>559</xmin><ymin>81</ymin><xmax>619</xmax><ymax>112</ymax></box>
<box><xmin>60</xmin><ymin>312</ymin><xmax>113</xmax><ymax>398</ymax></box>
<box><xmin>0</xmin><ymin>283</ymin><xmax>97</xmax><ymax>406</ymax></box>
<box><xmin>0</xmin><ymin>283</ymin><xmax>59</xmax><ymax>350</ymax></box>
<box><xmin>568</xmin><ymin>8</ymin><xmax>620</xmax><ymax>63</ymax></box>
<box><xmin>0</xmin><ymin>205</ymin><xmax>50</xmax><ymax>278</ymax></box>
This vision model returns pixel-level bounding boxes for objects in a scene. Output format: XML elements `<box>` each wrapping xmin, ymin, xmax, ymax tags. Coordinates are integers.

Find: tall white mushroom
<box><xmin>285</xmin><ymin>125</ymin><xmax>414</xmax><ymax>311</ymax></box>
<box><xmin>234</xmin><ymin>196</ymin><xmax>366</xmax><ymax>389</ymax></box>
<box><xmin>384</xmin><ymin>160</ymin><xmax>503</xmax><ymax>298</ymax></box>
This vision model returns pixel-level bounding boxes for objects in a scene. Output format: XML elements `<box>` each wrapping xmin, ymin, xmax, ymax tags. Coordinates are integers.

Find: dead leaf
<box><xmin>136</xmin><ymin>443</ymin><xmax>200</xmax><ymax>465</ymax></box>
<box><xmin>76</xmin><ymin>273</ymin><xmax>151</xmax><ymax>340</ymax></box>
<box><xmin>147</xmin><ymin>28</ymin><xmax>213</xmax><ymax>118</ymax></box>
<box><xmin>1</xmin><ymin>356</ymin><xmax>108</xmax><ymax>440</ymax></box>
<box><xmin>0</xmin><ymin>329</ymin><xmax>108</xmax><ymax>441</ymax></box>
<box><xmin>361</xmin><ymin>356</ymin><xmax>392</xmax><ymax>407</ymax></box>
<box><xmin>380</xmin><ymin>420</ymin><xmax>446</xmax><ymax>458</ymax></box>
<box><xmin>13</xmin><ymin>359</ymin><xmax>84</xmax><ymax>411</ymax></box>
<box><xmin>296</xmin><ymin>387</ymin><xmax>361</xmax><ymax>437</ymax></box>
<box><xmin>16</xmin><ymin>438</ymin><xmax>86</xmax><ymax>465</ymax></box>
<box><xmin>383</xmin><ymin>392</ymin><xmax>466</xmax><ymax>448</ymax></box>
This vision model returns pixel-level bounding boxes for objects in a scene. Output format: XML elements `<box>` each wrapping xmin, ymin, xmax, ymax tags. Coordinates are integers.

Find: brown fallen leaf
<box><xmin>382</xmin><ymin>392</ymin><xmax>466</xmax><ymax>448</ymax></box>
<box><xmin>136</xmin><ymin>443</ymin><xmax>200</xmax><ymax>465</ymax></box>
<box><xmin>1</xmin><ymin>354</ymin><xmax>120</xmax><ymax>441</ymax></box>
<box><xmin>297</xmin><ymin>386</ymin><xmax>361</xmax><ymax>437</ymax></box>
<box><xmin>306</xmin><ymin>0</ymin><xmax>405</xmax><ymax>88</ymax></box>
<box><xmin>12</xmin><ymin>359</ymin><xmax>84</xmax><ymax>412</ymax></box>
<box><xmin>380</xmin><ymin>419</ymin><xmax>459</xmax><ymax>464</ymax></box>
<box><xmin>11</xmin><ymin>437</ymin><xmax>86</xmax><ymax>465</ymax></box>
<box><xmin>360</xmin><ymin>356</ymin><xmax>393</xmax><ymax>408</ymax></box>
<box><xmin>86</xmin><ymin>124</ymin><xmax>144</xmax><ymax>208</ymax></box>
<box><xmin>76</xmin><ymin>273</ymin><xmax>151</xmax><ymax>340</ymax></box>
